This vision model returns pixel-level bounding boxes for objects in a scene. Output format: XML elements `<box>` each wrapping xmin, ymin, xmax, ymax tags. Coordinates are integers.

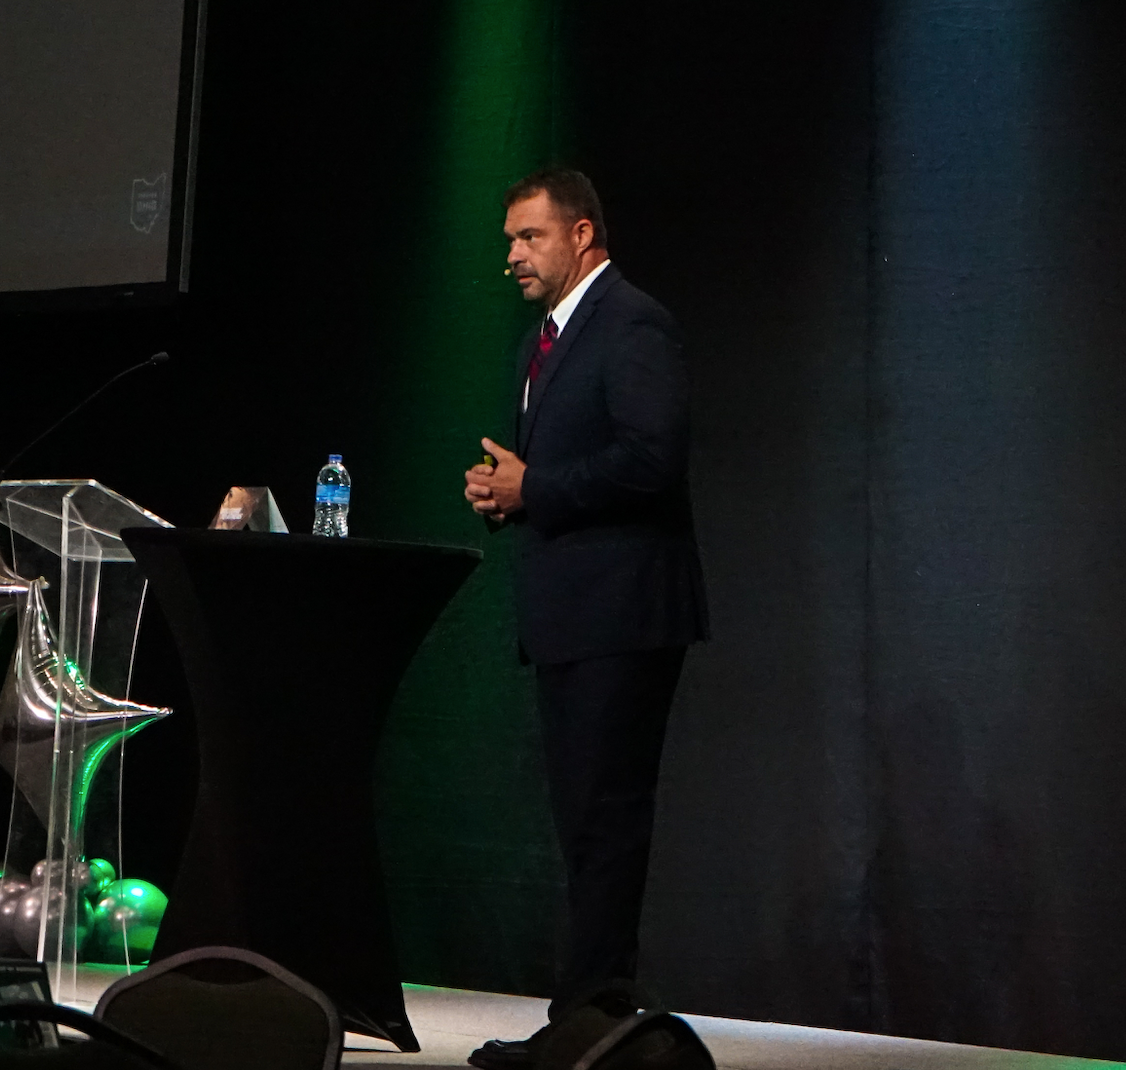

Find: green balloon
<box><xmin>77</xmin><ymin>895</ymin><xmax>95</xmax><ymax>951</ymax></box>
<box><xmin>90</xmin><ymin>879</ymin><xmax>168</xmax><ymax>965</ymax></box>
<box><xmin>85</xmin><ymin>858</ymin><xmax>116</xmax><ymax>899</ymax></box>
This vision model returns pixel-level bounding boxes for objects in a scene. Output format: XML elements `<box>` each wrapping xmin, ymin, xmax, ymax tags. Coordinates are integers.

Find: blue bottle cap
<box><xmin>328</xmin><ymin>454</ymin><xmax>342</xmax><ymax>463</ymax></box>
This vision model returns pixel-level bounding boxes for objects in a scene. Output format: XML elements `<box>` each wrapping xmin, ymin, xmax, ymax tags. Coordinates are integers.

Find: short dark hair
<box><xmin>503</xmin><ymin>168</ymin><xmax>608</xmax><ymax>248</ymax></box>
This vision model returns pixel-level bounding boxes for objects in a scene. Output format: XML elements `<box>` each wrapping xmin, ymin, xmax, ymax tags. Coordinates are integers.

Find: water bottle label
<box><xmin>315</xmin><ymin>485</ymin><xmax>350</xmax><ymax>504</ymax></box>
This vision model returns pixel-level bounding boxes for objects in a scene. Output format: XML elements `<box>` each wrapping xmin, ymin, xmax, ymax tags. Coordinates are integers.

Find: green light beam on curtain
<box><xmin>370</xmin><ymin>0</ymin><xmax>572</xmax><ymax>996</ymax></box>
<box><xmin>381</xmin><ymin>0</ymin><xmax>562</xmax><ymax>537</ymax></box>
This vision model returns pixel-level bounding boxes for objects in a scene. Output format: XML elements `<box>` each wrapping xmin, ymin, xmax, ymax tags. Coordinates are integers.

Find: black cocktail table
<box><xmin>121</xmin><ymin>527</ymin><xmax>481</xmax><ymax>1051</ymax></box>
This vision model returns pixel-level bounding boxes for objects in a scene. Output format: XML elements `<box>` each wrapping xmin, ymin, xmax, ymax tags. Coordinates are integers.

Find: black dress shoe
<box><xmin>467</xmin><ymin>1024</ymin><xmax>552</xmax><ymax>1069</ymax></box>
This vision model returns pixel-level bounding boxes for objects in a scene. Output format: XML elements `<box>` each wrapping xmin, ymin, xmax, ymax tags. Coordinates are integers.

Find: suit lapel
<box><xmin>518</xmin><ymin>264</ymin><xmax>622</xmax><ymax>455</ymax></box>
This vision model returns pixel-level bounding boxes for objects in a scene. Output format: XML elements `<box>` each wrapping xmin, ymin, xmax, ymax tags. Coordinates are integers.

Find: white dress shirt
<box><xmin>523</xmin><ymin>259</ymin><xmax>612</xmax><ymax>412</ymax></box>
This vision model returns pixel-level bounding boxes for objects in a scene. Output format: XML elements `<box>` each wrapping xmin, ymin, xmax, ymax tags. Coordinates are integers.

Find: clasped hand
<box><xmin>464</xmin><ymin>437</ymin><xmax>525</xmax><ymax>520</ymax></box>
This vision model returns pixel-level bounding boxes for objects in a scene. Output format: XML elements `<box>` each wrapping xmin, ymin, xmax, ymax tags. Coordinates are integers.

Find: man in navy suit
<box><xmin>464</xmin><ymin>170</ymin><xmax>708</xmax><ymax>1069</ymax></box>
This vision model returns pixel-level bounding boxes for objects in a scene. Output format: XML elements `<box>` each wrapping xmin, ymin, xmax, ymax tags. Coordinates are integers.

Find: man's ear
<box><xmin>573</xmin><ymin>218</ymin><xmax>594</xmax><ymax>254</ymax></box>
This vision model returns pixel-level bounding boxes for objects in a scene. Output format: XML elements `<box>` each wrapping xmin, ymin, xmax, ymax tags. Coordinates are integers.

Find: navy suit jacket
<box><xmin>503</xmin><ymin>263</ymin><xmax>709</xmax><ymax>665</ymax></box>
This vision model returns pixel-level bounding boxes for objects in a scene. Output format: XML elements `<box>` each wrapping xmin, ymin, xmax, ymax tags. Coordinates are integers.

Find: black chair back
<box><xmin>94</xmin><ymin>946</ymin><xmax>342</xmax><ymax>1070</ymax></box>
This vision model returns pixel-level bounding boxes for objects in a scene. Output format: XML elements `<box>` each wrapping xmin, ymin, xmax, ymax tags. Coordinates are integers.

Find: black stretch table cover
<box><xmin>120</xmin><ymin>527</ymin><xmax>481</xmax><ymax>1052</ymax></box>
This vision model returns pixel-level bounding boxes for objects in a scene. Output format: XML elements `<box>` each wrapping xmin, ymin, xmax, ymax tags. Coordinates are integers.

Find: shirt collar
<box><xmin>549</xmin><ymin>259</ymin><xmax>611</xmax><ymax>335</ymax></box>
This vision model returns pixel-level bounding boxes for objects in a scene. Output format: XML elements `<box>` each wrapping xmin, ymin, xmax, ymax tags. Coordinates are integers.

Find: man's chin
<box><xmin>518</xmin><ymin>280</ymin><xmax>548</xmax><ymax>303</ymax></box>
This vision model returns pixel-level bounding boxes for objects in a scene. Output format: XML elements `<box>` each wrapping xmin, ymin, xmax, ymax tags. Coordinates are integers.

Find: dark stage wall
<box><xmin>4</xmin><ymin>0</ymin><xmax>1126</xmax><ymax>1060</ymax></box>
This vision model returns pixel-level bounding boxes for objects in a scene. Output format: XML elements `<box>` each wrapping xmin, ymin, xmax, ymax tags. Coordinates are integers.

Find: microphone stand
<box><xmin>0</xmin><ymin>352</ymin><xmax>171</xmax><ymax>480</ymax></box>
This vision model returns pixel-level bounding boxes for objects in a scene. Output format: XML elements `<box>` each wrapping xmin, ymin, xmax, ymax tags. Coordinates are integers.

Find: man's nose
<box><xmin>507</xmin><ymin>245</ymin><xmax>523</xmax><ymax>265</ymax></box>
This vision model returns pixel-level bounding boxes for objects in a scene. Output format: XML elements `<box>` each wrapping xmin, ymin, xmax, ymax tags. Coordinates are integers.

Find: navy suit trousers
<box><xmin>536</xmin><ymin>645</ymin><xmax>687</xmax><ymax>1016</ymax></box>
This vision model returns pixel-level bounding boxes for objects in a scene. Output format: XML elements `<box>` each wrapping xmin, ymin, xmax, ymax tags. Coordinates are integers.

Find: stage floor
<box><xmin>67</xmin><ymin>966</ymin><xmax>1121</xmax><ymax>1069</ymax></box>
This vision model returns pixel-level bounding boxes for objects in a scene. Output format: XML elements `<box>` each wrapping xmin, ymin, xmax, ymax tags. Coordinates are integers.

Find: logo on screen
<box><xmin>130</xmin><ymin>174</ymin><xmax>167</xmax><ymax>234</ymax></box>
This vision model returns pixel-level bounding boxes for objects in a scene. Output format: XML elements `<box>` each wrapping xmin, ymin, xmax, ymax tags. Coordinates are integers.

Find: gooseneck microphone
<box><xmin>0</xmin><ymin>351</ymin><xmax>171</xmax><ymax>479</ymax></box>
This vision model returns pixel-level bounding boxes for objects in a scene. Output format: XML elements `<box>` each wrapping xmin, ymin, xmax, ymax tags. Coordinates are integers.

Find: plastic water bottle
<box><xmin>313</xmin><ymin>454</ymin><xmax>350</xmax><ymax>537</ymax></box>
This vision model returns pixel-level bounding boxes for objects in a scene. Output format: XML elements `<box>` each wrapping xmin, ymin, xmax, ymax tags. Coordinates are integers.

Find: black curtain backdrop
<box><xmin>560</xmin><ymin>0</ymin><xmax>876</xmax><ymax>1033</ymax></box>
<box><xmin>865</xmin><ymin>2</ymin><xmax>1126</xmax><ymax>1052</ymax></box>
<box><xmin>4</xmin><ymin>0</ymin><xmax>1126</xmax><ymax>1060</ymax></box>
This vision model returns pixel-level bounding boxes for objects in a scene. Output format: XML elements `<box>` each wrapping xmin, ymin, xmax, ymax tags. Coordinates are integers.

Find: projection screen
<box><xmin>0</xmin><ymin>0</ymin><xmax>204</xmax><ymax>302</ymax></box>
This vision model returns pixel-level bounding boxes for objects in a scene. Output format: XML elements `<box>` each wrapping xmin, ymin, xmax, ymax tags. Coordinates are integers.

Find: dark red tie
<box><xmin>528</xmin><ymin>316</ymin><xmax>558</xmax><ymax>383</ymax></box>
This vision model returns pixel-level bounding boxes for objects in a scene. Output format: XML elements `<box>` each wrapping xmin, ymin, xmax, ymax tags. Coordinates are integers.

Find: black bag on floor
<box><xmin>536</xmin><ymin>985</ymin><xmax>715</xmax><ymax>1070</ymax></box>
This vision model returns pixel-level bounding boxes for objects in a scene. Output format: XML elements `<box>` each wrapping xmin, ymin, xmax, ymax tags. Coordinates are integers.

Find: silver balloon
<box><xmin>0</xmin><ymin>875</ymin><xmax>30</xmax><ymax>901</ymax></box>
<box><xmin>71</xmin><ymin>860</ymin><xmax>95</xmax><ymax>897</ymax></box>
<box><xmin>0</xmin><ymin>556</ymin><xmax>35</xmax><ymax>872</ymax></box>
<box><xmin>0</xmin><ymin>580</ymin><xmax>171</xmax><ymax>831</ymax></box>
<box><xmin>30</xmin><ymin>858</ymin><xmax>96</xmax><ymax>897</ymax></box>
<box><xmin>0</xmin><ymin>877</ymin><xmax>30</xmax><ymax>956</ymax></box>
<box><xmin>13</xmin><ymin>885</ymin><xmax>93</xmax><ymax>959</ymax></box>
<box><xmin>0</xmin><ymin>554</ymin><xmax>34</xmax><ymax>628</ymax></box>
<box><xmin>13</xmin><ymin>887</ymin><xmax>47</xmax><ymax>957</ymax></box>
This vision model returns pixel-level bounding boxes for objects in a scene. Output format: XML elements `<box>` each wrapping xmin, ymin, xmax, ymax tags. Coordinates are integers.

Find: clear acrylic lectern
<box><xmin>0</xmin><ymin>480</ymin><xmax>172</xmax><ymax>1005</ymax></box>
